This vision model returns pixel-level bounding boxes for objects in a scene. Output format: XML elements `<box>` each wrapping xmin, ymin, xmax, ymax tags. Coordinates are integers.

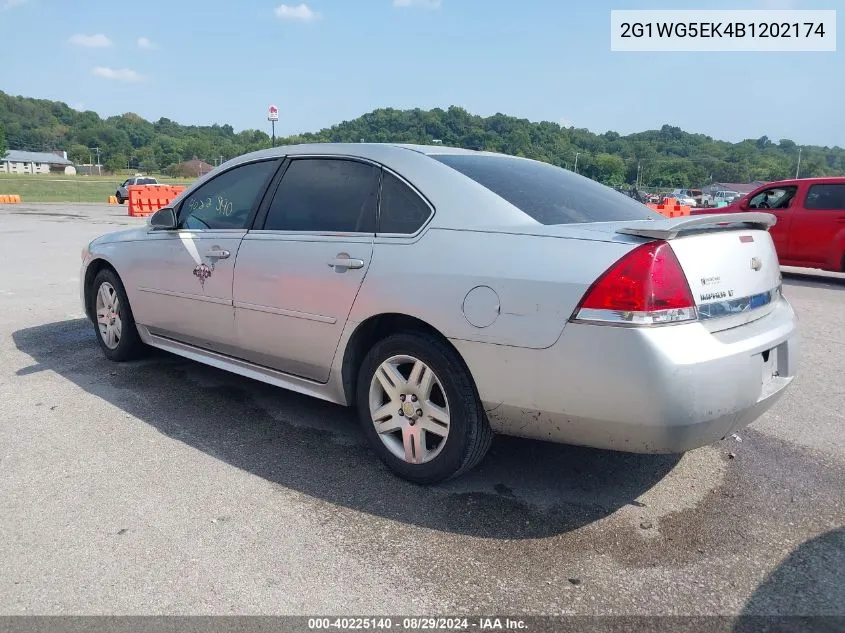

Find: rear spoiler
<box><xmin>616</xmin><ymin>212</ymin><xmax>776</xmax><ymax>240</ymax></box>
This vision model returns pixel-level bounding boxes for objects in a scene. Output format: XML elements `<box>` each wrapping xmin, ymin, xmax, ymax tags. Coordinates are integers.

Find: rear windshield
<box><xmin>431</xmin><ymin>154</ymin><xmax>658</xmax><ymax>225</ymax></box>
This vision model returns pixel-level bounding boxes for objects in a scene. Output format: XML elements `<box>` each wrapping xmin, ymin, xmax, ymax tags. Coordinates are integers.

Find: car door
<box><xmin>129</xmin><ymin>159</ymin><xmax>280</xmax><ymax>353</ymax></box>
<box><xmin>744</xmin><ymin>185</ymin><xmax>797</xmax><ymax>258</ymax></box>
<box><xmin>787</xmin><ymin>182</ymin><xmax>845</xmax><ymax>267</ymax></box>
<box><xmin>232</xmin><ymin>157</ymin><xmax>380</xmax><ymax>382</ymax></box>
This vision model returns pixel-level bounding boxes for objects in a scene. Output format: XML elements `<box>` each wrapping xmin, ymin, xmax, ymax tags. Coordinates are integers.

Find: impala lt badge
<box><xmin>751</xmin><ymin>257</ymin><xmax>763</xmax><ymax>271</ymax></box>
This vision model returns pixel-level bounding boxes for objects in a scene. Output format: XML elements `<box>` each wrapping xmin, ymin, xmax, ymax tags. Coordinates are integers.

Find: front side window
<box><xmin>431</xmin><ymin>154</ymin><xmax>658</xmax><ymax>225</ymax></box>
<box><xmin>179</xmin><ymin>160</ymin><xmax>278</xmax><ymax>230</ymax></box>
<box><xmin>748</xmin><ymin>186</ymin><xmax>798</xmax><ymax>210</ymax></box>
<box><xmin>804</xmin><ymin>184</ymin><xmax>845</xmax><ymax>210</ymax></box>
<box><xmin>263</xmin><ymin>158</ymin><xmax>379</xmax><ymax>232</ymax></box>
<box><xmin>378</xmin><ymin>171</ymin><xmax>432</xmax><ymax>234</ymax></box>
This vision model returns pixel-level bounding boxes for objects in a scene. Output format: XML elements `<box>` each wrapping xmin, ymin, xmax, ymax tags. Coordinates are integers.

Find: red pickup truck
<box><xmin>691</xmin><ymin>177</ymin><xmax>845</xmax><ymax>273</ymax></box>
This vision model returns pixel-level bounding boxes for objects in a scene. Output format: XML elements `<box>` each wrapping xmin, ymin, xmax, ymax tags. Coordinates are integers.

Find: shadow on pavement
<box><xmin>782</xmin><ymin>271</ymin><xmax>845</xmax><ymax>290</ymax></box>
<box><xmin>733</xmin><ymin>527</ymin><xmax>845</xmax><ymax>631</ymax></box>
<box><xmin>12</xmin><ymin>318</ymin><xmax>681</xmax><ymax>540</ymax></box>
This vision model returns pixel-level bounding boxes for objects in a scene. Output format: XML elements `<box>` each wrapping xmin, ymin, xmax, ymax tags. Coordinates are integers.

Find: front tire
<box><xmin>90</xmin><ymin>268</ymin><xmax>145</xmax><ymax>361</ymax></box>
<box><xmin>356</xmin><ymin>332</ymin><xmax>492</xmax><ymax>484</ymax></box>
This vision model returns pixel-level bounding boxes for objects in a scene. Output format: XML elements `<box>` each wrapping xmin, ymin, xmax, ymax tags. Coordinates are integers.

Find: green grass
<box><xmin>0</xmin><ymin>173</ymin><xmax>196</xmax><ymax>203</ymax></box>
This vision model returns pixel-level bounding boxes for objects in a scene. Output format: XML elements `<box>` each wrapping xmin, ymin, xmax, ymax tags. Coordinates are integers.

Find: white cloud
<box><xmin>92</xmin><ymin>67</ymin><xmax>144</xmax><ymax>82</ymax></box>
<box><xmin>393</xmin><ymin>0</ymin><xmax>442</xmax><ymax>8</ymax></box>
<box><xmin>3</xmin><ymin>0</ymin><xmax>31</xmax><ymax>10</ymax></box>
<box><xmin>69</xmin><ymin>33</ymin><xmax>113</xmax><ymax>48</ymax></box>
<box><xmin>137</xmin><ymin>36</ymin><xmax>157</xmax><ymax>50</ymax></box>
<box><xmin>274</xmin><ymin>3</ymin><xmax>320</xmax><ymax>21</ymax></box>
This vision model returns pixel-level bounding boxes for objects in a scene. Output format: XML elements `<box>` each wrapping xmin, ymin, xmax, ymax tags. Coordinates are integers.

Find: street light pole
<box><xmin>574</xmin><ymin>152</ymin><xmax>580</xmax><ymax>174</ymax></box>
<box><xmin>795</xmin><ymin>147</ymin><xmax>802</xmax><ymax>179</ymax></box>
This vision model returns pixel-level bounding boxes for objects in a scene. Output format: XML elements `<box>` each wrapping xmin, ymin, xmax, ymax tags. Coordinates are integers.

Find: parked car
<box><xmin>689</xmin><ymin>189</ymin><xmax>712</xmax><ymax>207</ymax></box>
<box><xmin>80</xmin><ymin>144</ymin><xmax>798</xmax><ymax>483</ymax></box>
<box><xmin>668</xmin><ymin>189</ymin><xmax>698</xmax><ymax>207</ymax></box>
<box><xmin>115</xmin><ymin>176</ymin><xmax>159</xmax><ymax>204</ymax></box>
<box><xmin>712</xmin><ymin>190</ymin><xmax>743</xmax><ymax>206</ymax></box>
<box><xmin>692</xmin><ymin>177</ymin><xmax>845</xmax><ymax>272</ymax></box>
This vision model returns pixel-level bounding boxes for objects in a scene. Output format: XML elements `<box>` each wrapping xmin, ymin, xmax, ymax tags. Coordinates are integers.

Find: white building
<box><xmin>0</xmin><ymin>150</ymin><xmax>75</xmax><ymax>175</ymax></box>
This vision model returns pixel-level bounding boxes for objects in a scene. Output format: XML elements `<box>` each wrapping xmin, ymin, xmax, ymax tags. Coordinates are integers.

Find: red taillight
<box><xmin>573</xmin><ymin>241</ymin><xmax>697</xmax><ymax>326</ymax></box>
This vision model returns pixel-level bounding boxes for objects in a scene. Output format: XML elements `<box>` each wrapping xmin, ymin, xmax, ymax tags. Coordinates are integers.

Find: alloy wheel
<box><xmin>95</xmin><ymin>281</ymin><xmax>122</xmax><ymax>349</ymax></box>
<box><xmin>368</xmin><ymin>354</ymin><xmax>451</xmax><ymax>465</ymax></box>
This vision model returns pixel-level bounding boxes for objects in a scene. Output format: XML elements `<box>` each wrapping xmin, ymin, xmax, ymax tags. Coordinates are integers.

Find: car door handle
<box><xmin>327</xmin><ymin>256</ymin><xmax>364</xmax><ymax>269</ymax></box>
<box><xmin>205</xmin><ymin>248</ymin><xmax>230</xmax><ymax>259</ymax></box>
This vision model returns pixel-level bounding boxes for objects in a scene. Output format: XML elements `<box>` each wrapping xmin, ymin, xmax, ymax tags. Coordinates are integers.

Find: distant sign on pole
<box><xmin>268</xmin><ymin>105</ymin><xmax>279</xmax><ymax>122</ymax></box>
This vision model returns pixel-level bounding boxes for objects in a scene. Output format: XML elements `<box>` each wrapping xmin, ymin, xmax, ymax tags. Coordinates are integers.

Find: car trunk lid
<box><xmin>617</xmin><ymin>213</ymin><xmax>782</xmax><ymax>331</ymax></box>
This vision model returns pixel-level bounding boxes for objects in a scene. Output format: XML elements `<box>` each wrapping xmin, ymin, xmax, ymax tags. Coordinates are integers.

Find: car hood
<box><xmin>91</xmin><ymin>226</ymin><xmax>149</xmax><ymax>246</ymax></box>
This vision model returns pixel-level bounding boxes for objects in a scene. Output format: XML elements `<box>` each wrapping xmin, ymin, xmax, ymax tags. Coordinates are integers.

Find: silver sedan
<box><xmin>80</xmin><ymin>144</ymin><xmax>798</xmax><ymax>483</ymax></box>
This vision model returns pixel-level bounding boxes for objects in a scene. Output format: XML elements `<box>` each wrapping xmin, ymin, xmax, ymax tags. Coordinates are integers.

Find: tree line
<box><xmin>2</xmin><ymin>90</ymin><xmax>844</xmax><ymax>187</ymax></box>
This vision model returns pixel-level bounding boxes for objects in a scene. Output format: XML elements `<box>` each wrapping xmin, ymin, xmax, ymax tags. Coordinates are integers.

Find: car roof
<box><xmin>224</xmin><ymin>142</ymin><xmax>495</xmax><ymax>165</ymax></box>
<box><xmin>754</xmin><ymin>177</ymin><xmax>845</xmax><ymax>188</ymax></box>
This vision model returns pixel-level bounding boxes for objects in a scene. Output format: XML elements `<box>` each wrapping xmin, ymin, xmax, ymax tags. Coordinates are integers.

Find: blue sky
<box><xmin>1</xmin><ymin>0</ymin><xmax>841</xmax><ymax>147</ymax></box>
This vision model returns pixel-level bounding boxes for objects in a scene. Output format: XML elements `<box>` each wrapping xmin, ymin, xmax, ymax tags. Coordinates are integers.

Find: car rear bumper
<box><xmin>451</xmin><ymin>295</ymin><xmax>799</xmax><ymax>453</ymax></box>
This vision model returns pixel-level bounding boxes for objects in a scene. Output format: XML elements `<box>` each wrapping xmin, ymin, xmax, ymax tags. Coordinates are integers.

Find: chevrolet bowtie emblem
<box><xmin>750</xmin><ymin>257</ymin><xmax>763</xmax><ymax>271</ymax></box>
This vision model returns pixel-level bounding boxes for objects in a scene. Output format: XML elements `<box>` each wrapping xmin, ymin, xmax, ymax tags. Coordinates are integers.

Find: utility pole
<box><xmin>574</xmin><ymin>152</ymin><xmax>581</xmax><ymax>174</ymax></box>
<box><xmin>89</xmin><ymin>146</ymin><xmax>101</xmax><ymax>175</ymax></box>
<box><xmin>795</xmin><ymin>147</ymin><xmax>802</xmax><ymax>179</ymax></box>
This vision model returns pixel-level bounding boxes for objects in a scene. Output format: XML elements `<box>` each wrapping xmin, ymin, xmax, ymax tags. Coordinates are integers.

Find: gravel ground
<box><xmin>0</xmin><ymin>203</ymin><xmax>843</xmax><ymax>617</ymax></box>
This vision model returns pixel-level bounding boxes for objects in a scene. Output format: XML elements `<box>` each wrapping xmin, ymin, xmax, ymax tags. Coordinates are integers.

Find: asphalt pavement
<box><xmin>0</xmin><ymin>203</ymin><xmax>843</xmax><ymax>616</ymax></box>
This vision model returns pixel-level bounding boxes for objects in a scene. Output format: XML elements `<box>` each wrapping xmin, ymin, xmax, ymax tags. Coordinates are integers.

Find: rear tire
<box><xmin>90</xmin><ymin>268</ymin><xmax>145</xmax><ymax>362</ymax></box>
<box><xmin>356</xmin><ymin>332</ymin><xmax>492</xmax><ymax>484</ymax></box>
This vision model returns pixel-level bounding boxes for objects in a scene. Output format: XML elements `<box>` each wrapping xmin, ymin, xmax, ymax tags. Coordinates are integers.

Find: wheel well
<box><xmin>83</xmin><ymin>259</ymin><xmax>117</xmax><ymax>320</ymax></box>
<box><xmin>341</xmin><ymin>313</ymin><xmax>459</xmax><ymax>406</ymax></box>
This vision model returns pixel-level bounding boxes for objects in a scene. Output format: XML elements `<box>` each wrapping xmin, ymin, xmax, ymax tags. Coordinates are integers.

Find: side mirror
<box><xmin>149</xmin><ymin>207</ymin><xmax>177</xmax><ymax>230</ymax></box>
<box><xmin>738</xmin><ymin>199</ymin><xmax>749</xmax><ymax>210</ymax></box>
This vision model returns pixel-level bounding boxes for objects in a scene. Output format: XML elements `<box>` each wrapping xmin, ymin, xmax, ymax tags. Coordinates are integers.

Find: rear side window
<box><xmin>431</xmin><ymin>154</ymin><xmax>658</xmax><ymax>225</ymax></box>
<box><xmin>804</xmin><ymin>184</ymin><xmax>845</xmax><ymax>210</ymax></box>
<box><xmin>264</xmin><ymin>158</ymin><xmax>379</xmax><ymax>232</ymax></box>
<box><xmin>378</xmin><ymin>171</ymin><xmax>432</xmax><ymax>234</ymax></box>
